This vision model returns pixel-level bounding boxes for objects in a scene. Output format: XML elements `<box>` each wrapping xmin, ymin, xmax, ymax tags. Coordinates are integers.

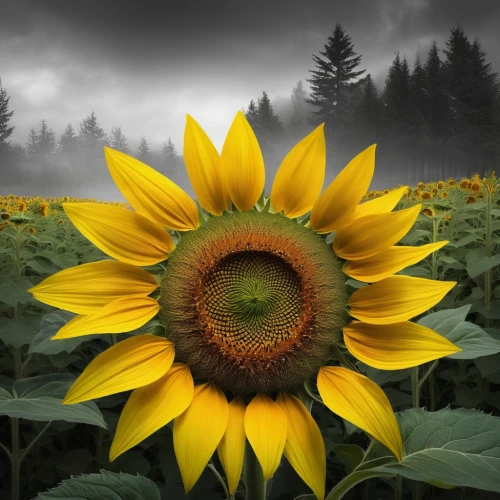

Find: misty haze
<box><xmin>1</xmin><ymin>1</ymin><xmax>499</xmax><ymax>200</ymax></box>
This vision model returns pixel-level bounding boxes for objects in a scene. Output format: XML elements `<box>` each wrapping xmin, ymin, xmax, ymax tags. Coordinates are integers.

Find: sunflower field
<box><xmin>1</xmin><ymin>118</ymin><xmax>500</xmax><ymax>500</ymax></box>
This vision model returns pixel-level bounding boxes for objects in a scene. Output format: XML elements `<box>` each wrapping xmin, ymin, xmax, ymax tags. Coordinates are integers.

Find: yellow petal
<box><xmin>104</xmin><ymin>147</ymin><xmax>198</xmax><ymax>231</ymax></box>
<box><xmin>53</xmin><ymin>295</ymin><xmax>159</xmax><ymax>339</ymax></box>
<box><xmin>110</xmin><ymin>363</ymin><xmax>194</xmax><ymax>461</ymax></box>
<box><xmin>221</xmin><ymin>111</ymin><xmax>265</xmax><ymax>211</ymax></box>
<box><xmin>174</xmin><ymin>383</ymin><xmax>229</xmax><ymax>493</ymax></box>
<box><xmin>310</xmin><ymin>144</ymin><xmax>376</xmax><ymax>233</ymax></box>
<box><xmin>317</xmin><ymin>366</ymin><xmax>403</xmax><ymax>461</ymax></box>
<box><xmin>28</xmin><ymin>261</ymin><xmax>158</xmax><ymax>315</ymax></box>
<box><xmin>351</xmin><ymin>186</ymin><xmax>408</xmax><ymax>220</ymax></box>
<box><xmin>184</xmin><ymin>115</ymin><xmax>230</xmax><ymax>215</ymax></box>
<box><xmin>348</xmin><ymin>276</ymin><xmax>456</xmax><ymax>324</ymax></box>
<box><xmin>217</xmin><ymin>396</ymin><xmax>246</xmax><ymax>495</ymax></box>
<box><xmin>244</xmin><ymin>393</ymin><xmax>287</xmax><ymax>481</ymax></box>
<box><xmin>343</xmin><ymin>241</ymin><xmax>448</xmax><ymax>282</ymax></box>
<box><xmin>344</xmin><ymin>321</ymin><xmax>462</xmax><ymax>370</ymax></box>
<box><xmin>333</xmin><ymin>205</ymin><xmax>422</xmax><ymax>260</ymax></box>
<box><xmin>63</xmin><ymin>203</ymin><xmax>174</xmax><ymax>266</ymax></box>
<box><xmin>62</xmin><ymin>334</ymin><xmax>174</xmax><ymax>404</ymax></box>
<box><xmin>270</xmin><ymin>124</ymin><xmax>326</xmax><ymax>218</ymax></box>
<box><xmin>276</xmin><ymin>393</ymin><xmax>326</xmax><ymax>500</ymax></box>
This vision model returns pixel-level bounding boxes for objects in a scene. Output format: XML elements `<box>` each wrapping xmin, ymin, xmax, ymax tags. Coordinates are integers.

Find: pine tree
<box><xmin>409</xmin><ymin>53</ymin><xmax>429</xmax><ymax>139</ymax></box>
<box><xmin>109</xmin><ymin>126</ymin><xmax>130</xmax><ymax>154</ymax></box>
<box><xmin>245</xmin><ymin>100</ymin><xmax>259</xmax><ymax>130</ymax></box>
<box><xmin>467</xmin><ymin>37</ymin><xmax>500</xmax><ymax>147</ymax></box>
<box><xmin>138</xmin><ymin>136</ymin><xmax>151</xmax><ymax>163</ymax></box>
<box><xmin>37</xmin><ymin>120</ymin><xmax>56</xmax><ymax>157</ymax></box>
<box><xmin>162</xmin><ymin>137</ymin><xmax>177</xmax><ymax>159</ymax></box>
<box><xmin>0</xmin><ymin>78</ymin><xmax>14</xmax><ymax>161</ymax></box>
<box><xmin>288</xmin><ymin>80</ymin><xmax>311</xmax><ymax>139</ymax></box>
<box><xmin>353</xmin><ymin>74</ymin><xmax>381</xmax><ymax>140</ymax></box>
<box><xmin>307</xmin><ymin>23</ymin><xmax>366</xmax><ymax>134</ymax></box>
<box><xmin>59</xmin><ymin>124</ymin><xmax>78</xmax><ymax>155</ymax></box>
<box><xmin>78</xmin><ymin>111</ymin><xmax>107</xmax><ymax>155</ymax></box>
<box><xmin>382</xmin><ymin>53</ymin><xmax>412</xmax><ymax>133</ymax></box>
<box><xmin>424</xmin><ymin>41</ymin><xmax>450</xmax><ymax>139</ymax></box>
<box><xmin>26</xmin><ymin>128</ymin><xmax>39</xmax><ymax>157</ymax></box>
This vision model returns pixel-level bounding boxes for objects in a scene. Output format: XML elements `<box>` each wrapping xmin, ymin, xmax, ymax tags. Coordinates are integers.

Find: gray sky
<box><xmin>1</xmin><ymin>0</ymin><xmax>500</xmax><ymax>153</ymax></box>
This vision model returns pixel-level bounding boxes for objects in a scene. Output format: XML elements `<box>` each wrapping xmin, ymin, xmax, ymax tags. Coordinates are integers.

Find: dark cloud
<box><xmin>1</xmin><ymin>0</ymin><xmax>499</xmax><ymax>155</ymax></box>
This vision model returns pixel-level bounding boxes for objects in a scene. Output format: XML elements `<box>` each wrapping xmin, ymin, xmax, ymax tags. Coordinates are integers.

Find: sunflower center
<box><xmin>159</xmin><ymin>210</ymin><xmax>348</xmax><ymax>394</ymax></box>
<box><xmin>204</xmin><ymin>251</ymin><xmax>301</xmax><ymax>353</ymax></box>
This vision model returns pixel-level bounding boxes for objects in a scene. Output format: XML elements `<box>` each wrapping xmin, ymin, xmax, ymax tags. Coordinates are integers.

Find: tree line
<box><xmin>0</xmin><ymin>22</ymin><xmax>499</xmax><ymax>191</ymax></box>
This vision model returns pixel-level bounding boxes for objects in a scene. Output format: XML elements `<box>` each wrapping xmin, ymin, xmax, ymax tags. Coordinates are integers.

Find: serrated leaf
<box><xmin>366</xmin><ymin>408</ymin><xmax>500</xmax><ymax>493</ymax></box>
<box><xmin>35</xmin><ymin>469</ymin><xmax>160</xmax><ymax>500</ymax></box>
<box><xmin>0</xmin><ymin>374</ymin><xmax>106</xmax><ymax>428</ymax></box>
<box><xmin>418</xmin><ymin>306</ymin><xmax>500</xmax><ymax>359</ymax></box>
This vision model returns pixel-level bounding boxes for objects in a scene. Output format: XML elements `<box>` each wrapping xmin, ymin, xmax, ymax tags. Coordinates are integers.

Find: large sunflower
<box><xmin>30</xmin><ymin>112</ymin><xmax>460</xmax><ymax>500</ymax></box>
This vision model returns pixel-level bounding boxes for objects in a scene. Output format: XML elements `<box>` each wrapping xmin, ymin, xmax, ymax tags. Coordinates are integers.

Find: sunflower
<box><xmin>29</xmin><ymin>112</ymin><xmax>461</xmax><ymax>500</ymax></box>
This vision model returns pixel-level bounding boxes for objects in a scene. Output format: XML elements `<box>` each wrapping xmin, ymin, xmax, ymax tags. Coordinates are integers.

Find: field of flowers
<box><xmin>0</xmin><ymin>173</ymin><xmax>499</xmax><ymax>500</ymax></box>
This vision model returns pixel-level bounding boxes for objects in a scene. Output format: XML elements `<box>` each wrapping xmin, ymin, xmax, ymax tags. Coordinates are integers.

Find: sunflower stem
<box><xmin>244</xmin><ymin>445</ymin><xmax>266</xmax><ymax>500</ymax></box>
<box><xmin>207</xmin><ymin>462</ymin><xmax>231</xmax><ymax>500</ymax></box>
<box><xmin>483</xmin><ymin>181</ymin><xmax>493</xmax><ymax>328</ymax></box>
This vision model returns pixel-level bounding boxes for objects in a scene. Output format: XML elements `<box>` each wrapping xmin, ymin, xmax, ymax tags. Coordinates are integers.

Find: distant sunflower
<box><xmin>30</xmin><ymin>112</ymin><xmax>460</xmax><ymax>499</ymax></box>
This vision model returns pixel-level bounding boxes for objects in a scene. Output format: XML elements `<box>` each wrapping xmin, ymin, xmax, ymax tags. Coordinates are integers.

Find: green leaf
<box><xmin>369</xmin><ymin>407</ymin><xmax>500</xmax><ymax>493</ymax></box>
<box><xmin>0</xmin><ymin>314</ymin><xmax>41</xmax><ymax>348</ymax></box>
<box><xmin>0</xmin><ymin>278</ymin><xmax>34</xmax><ymax>307</ymax></box>
<box><xmin>466</xmin><ymin>254</ymin><xmax>500</xmax><ymax>279</ymax></box>
<box><xmin>418</xmin><ymin>306</ymin><xmax>500</xmax><ymax>359</ymax></box>
<box><xmin>0</xmin><ymin>374</ymin><xmax>106</xmax><ymax>428</ymax></box>
<box><xmin>29</xmin><ymin>310</ymin><xmax>101</xmax><ymax>355</ymax></box>
<box><xmin>35</xmin><ymin>470</ymin><xmax>160</xmax><ymax>500</ymax></box>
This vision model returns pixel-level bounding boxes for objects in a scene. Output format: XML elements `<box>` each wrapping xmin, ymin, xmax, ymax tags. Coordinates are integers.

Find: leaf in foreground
<box><xmin>35</xmin><ymin>470</ymin><xmax>160</xmax><ymax>500</ymax></box>
<box><xmin>418</xmin><ymin>305</ymin><xmax>500</xmax><ymax>359</ymax></box>
<box><xmin>0</xmin><ymin>374</ymin><xmax>106</xmax><ymax>428</ymax></box>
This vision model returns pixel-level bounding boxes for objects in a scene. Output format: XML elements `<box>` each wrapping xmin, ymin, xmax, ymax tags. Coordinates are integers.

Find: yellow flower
<box><xmin>447</xmin><ymin>178</ymin><xmax>456</xmax><ymax>186</ymax></box>
<box><xmin>19</xmin><ymin>201</ymin><xmax>27</xmax><ymax>212</ymax></box>
<box><xmin>466</xmin><ymin>196</ymin><xmax>476</xmax><ymax>204</ymax></box>
<box><xmin>459</xmin><ymin>178</ymin><xmax>469</xmax><ymax>189</ymax></box>
<box><xmin>470</xmin><ymin>174</ymin><xmax>481</xmax><ymax>192</ymax></box>
<box><xmin>417</xmin><ymin>181</ymin><xmax>425</xmax><ymax>189</ymax></box>
<box><xmin>29</xmin><ymin>112</ymin><xmax>460</xmax><ymax>500</ymax></box>
<box><xmin>437</xmin><ymin>180</ymin><xmax>444</xmax><ymax>189</ymax></box>
<box><xmin>421</xmin><ymin>191</ymin><xmax>432</xmax><ymax>200</ymax></box>
<box><xmin>40</xmin><ymin>202</ymin><xmax>48</xmax><ymax>217</ymax></box>
<box><xmin>441</xmin><ymin>191</ymin><xmax>448</xmax><ymax>199</ymax></box>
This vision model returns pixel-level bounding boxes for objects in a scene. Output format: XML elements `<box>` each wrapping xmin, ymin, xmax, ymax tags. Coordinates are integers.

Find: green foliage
<box><xmin>34</xmin><ymin>470</ymin><xmax>160</xmax><ymax>500</ymax></box>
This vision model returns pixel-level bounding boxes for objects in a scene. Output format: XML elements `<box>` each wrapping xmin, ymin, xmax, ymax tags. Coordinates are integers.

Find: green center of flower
<box><xmin>159</xmin><ymin>210</ymin><xmax>348</xmax><ymax>394</ymax></box>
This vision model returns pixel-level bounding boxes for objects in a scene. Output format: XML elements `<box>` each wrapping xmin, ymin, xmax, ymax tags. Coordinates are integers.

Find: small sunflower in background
<box><xmin>30</xmin><ymin>111</ymin><xmax>460</xmax><ymax>499</ymax></box>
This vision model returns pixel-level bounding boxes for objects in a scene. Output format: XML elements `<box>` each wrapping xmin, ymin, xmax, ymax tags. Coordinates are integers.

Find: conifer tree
<box><xmin>409</xmin><ymin>53</ymin><xmax>429</xmax><ymax>138</ymax></box>
<box><xmin>37</xmin><ymin>120</ymin><xmax>56</xmax><ymax>157</ymax></box>
<box><xmin>78</xmin><ymin>111</ymin><xmax>107</xmax><ymax>155</ymax></box>
<box><xmin>0</xmin><ymin>78</ymin><xmax>14</xmax><ymax>146</ymax></box>
<box><xmin>424</xmin><ymin>41</ymin><xmax>450</xmax><ymax>140</ymax></box>
<box><xmin>0</xmin><ymin>78</ymin><xmax>14</xmax><ymax>162</ymax></box>
<box><xmin>245</xmin><ymin>100</ymin><xmax>259</xmax><ymax>130</ymax></box>
<box><xmin>288</xmin><ymin>80</ymin><xmax>311</xmax><ymax>139</ymax></box>
<box><xmin>59</xmin><ymin>124</ymin><xmax>78</xmax><ymax>155</ymax></box>
<box><xmin>307</xmin><ymin>23</ymin><xmax>365</xmax><ymax>133</ymax></box>
<box><xmin>162</xmin><ymin>137</ymin><xmax>177</xmax><ymax>159</ymax></box>
<box><xmin>109</xmin><ymin>126</ymin><xmax>130</xmax><ymax>154</ymax></box>
<box><xmin>353</xmin><ymin>74</ymin><xmax>381</xmax><ymax>140</ymax></box>
<box><xmin>26</xmin><ymin>128</ymin><xmax>39</xmax><ymax>157</ymax></box>
<box><xmin>138</xmin><ymin>136</ymin><xmax>151</xmax><ymax>163</ymax></box>
<box><xmin>382</xmin><ymin>53</ymin><xmax>412</xmax><ymax>133</ymax></box>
